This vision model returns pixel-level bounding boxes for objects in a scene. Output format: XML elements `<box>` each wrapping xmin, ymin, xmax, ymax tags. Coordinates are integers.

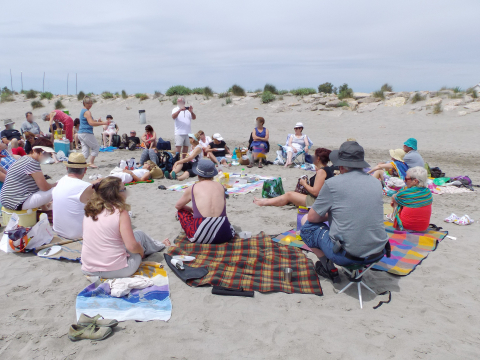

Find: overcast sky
<box><xmin>1</xmin><ymin>0</ymin><xmax>479</xmax><ymax>94</ymax></box>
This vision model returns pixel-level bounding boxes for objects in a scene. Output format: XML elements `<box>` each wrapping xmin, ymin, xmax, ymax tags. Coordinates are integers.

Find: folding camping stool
<box><xmin>338</xmin><ymin>263</ymin><xmax>379</xmax><ymax>309</ymax></box>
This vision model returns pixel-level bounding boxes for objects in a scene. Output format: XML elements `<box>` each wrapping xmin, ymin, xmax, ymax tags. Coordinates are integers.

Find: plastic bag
<box><xmin>262</xmin><ymin>177</ymin><xmax>285</xmax><ymax>198</ymax></box>
<box><xmin>433</xmin><ymin>177</ymin><xmax>451</xmax><ymax>186</ymax></box>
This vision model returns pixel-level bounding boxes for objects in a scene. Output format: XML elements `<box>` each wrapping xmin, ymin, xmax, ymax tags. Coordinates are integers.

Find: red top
<box><xmin>12</xmin><ymin>147</ymin><xmax>27</xmax><ymax>156</ymax></box>
<box><xmin>53</xmin><ymin>110</ymin><xmax>72</xmax><ymax>124</ymax></box>
<box><xmin>399</xmin><ymin>205</ymin><xmax>432</xmax><ymax>232</ymax></box>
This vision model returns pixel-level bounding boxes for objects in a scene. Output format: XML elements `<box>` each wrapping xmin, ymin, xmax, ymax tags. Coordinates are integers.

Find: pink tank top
<box><xmin>81</xmin><ymin>209</ymin><xmax>128</xmax><ymax>273</ymax></box>
<box><xmin>54</xmin><ymin>110</ymin><xmax>72</xmax><ymax>124</ymax></box>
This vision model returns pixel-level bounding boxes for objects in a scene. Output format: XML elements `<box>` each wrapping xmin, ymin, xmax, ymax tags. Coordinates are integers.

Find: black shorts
<box><xmin>181</xmin><ymin>162</ymin><xmax>196</xmax><ymax>178</ymax></box>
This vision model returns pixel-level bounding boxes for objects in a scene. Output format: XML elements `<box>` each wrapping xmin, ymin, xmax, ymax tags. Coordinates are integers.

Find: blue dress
<box><xmin>251</xmin><ymin>127</ymin><xmax>267</xmax><ymax>154</ymax></box>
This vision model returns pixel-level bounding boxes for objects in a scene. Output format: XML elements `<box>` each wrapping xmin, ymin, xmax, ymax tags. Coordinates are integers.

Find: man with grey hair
<box><xmin>300</xmin><ymin>141</ymin><xmax>389</xmax><ymax>283</ymax></box>
<box><xmin>52</xmin><ymin>152</ymin><xmax>95</xmax><ymax>239</ymax></box>
<box><xmin>172</xmin><ymin>97</ymin><xmax>196</xmax><ymax>158</ymax></box>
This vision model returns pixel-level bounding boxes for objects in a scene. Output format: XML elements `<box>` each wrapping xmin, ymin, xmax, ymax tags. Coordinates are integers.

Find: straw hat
<box><xmin>389</xmin><ymin>149</ymin><xmax>406</xmax><ymax>162</ymax></box>
<box><xmin>63</xmin><ymin>152</ymin><xmax>88</xmax><ymax>168</ymax></box>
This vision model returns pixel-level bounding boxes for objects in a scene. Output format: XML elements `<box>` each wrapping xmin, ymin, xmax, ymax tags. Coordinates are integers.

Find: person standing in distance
<box><xmin>172</xmin><ymin>97</ymin><xmax>196</xmax><ymax>158</ymax></box>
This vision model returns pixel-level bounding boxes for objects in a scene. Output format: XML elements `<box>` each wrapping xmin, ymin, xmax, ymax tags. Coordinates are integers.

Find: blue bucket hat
<box><xmin>404</xmin><ymin>138</ymin><xmax>417</xmax><ymax>150</ymax></box>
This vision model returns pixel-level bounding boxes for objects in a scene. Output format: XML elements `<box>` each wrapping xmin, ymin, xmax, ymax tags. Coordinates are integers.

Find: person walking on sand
<box><xmin>77</xmin><ymin>96</ymin><xmax>110</xmax><ymax>169</ymax></box>
<box><xmin>172</xmin><ymin>97</ymin><xmax>196</xmax><ymax>158</ymax></box>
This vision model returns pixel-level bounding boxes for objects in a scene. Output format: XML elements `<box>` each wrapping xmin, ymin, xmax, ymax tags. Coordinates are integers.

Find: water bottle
<box><xmin>241</xmin><ymin>168</ymin><xmax>245</xmax><ymax>177</ymax></box>
<box><xmin>119</xmin><ymin>160</ymin><xmax>127</xmax><ymax>169</ymax></box>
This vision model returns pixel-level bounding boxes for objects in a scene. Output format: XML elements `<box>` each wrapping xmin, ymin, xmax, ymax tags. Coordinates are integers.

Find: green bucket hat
<box><xmin>404</xmin><ymin>138</ymin><xmax>417</xmax><ymax>150</ymax></box>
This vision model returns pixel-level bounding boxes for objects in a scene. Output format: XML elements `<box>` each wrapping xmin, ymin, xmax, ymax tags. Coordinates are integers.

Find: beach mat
<box><xmin>272</xmin><ymin>230</ymin><xmax>312</xmax><ymax>251</ymax></box>
<box><xmin>166</xmin><ymin>176</ymin><xmax>273</xmax><ymax>195</ymax></box>
<box><xmin>167</xmin><ymin>232</ymin><xmax>322</xmax><ymax>296</ymax></box>
<box><xmin>33</xmin><ymin>236</ymin><xmax>82</xmax><ymax>261</ymax></box>
<box><xmin>76</xmin><ymin>262</ymin><xmax>172</xmax><ymax>322</ymax></box>
<box><xmin>373</xmin><ymin>221</ymin><xmax>448</xmax><ymax>275</ymax></box>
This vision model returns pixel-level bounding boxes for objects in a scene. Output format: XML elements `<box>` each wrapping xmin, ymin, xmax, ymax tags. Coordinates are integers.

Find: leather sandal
<box><xmin>68</xmin><ymin>324</ymin><xmax>112</xmax><ymax>341</ymax></box>
<box><xmin>77</xmin><ymin>314</ymin><xmax>118</xmax><ymax>328</ymax></box>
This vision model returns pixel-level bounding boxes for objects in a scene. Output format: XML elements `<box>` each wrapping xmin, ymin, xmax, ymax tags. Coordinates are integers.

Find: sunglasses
<box><xmin>294</xmin><ymin>127</ymin><xmax>302</xmax><ymax>130</ymax></box>
<box><xmin>405</xmin><ymin>177</ymin><xmax>416</xmax><ymax>181</ymax></box>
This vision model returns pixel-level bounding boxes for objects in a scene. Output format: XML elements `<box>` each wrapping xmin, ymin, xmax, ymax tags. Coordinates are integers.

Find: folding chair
<box><xmin>277</xmin><ymin>134</ymin><xmax>314</xmax><ymax>166</ymax></box>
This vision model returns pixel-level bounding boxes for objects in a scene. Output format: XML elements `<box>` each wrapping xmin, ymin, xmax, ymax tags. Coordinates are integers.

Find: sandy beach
<box><xmin>0</xmin><ymin>93</ymin><xmax>479</xmax><ymax>359</ymax></box>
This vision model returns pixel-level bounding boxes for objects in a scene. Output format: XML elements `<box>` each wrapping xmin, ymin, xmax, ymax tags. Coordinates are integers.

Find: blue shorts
<box><xmin>216</xmin><ymin>156</ymin><xmax>227</xmax><ymax>163</ymax></box>
<box><xmin>300</xmin><ymin>221</ymin><xmax>384</xmax><ymax>266</ymax></box>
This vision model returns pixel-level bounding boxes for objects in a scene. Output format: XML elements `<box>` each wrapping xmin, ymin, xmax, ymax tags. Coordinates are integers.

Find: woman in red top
<box><xmin>391</xmin><ymin>166</ymin><xmax>432</xmax><ymax>232</ymax></box>
<box><xmin>42</xmin><ymin>110</ymin><xmax>74</xmax><ymax>150</ymax></box>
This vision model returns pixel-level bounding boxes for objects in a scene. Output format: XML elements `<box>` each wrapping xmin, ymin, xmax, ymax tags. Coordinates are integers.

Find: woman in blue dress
<box><xmin>248</xmin><ymin>117</ymin><xmax>269</xmax><ymax>168</ymax></box>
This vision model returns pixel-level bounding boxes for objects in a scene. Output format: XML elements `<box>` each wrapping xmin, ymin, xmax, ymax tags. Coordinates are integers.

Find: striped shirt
<box><xmin>0</xmin><ymin>156</ymin><xmax>42</xmax><ymax>210</ymax></box>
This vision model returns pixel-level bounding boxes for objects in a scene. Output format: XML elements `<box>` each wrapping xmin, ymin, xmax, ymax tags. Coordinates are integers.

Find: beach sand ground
<box><xmin>0</xmin><ymin>95</ymin><xmax>479</xmax><ymax>359</ymax></box>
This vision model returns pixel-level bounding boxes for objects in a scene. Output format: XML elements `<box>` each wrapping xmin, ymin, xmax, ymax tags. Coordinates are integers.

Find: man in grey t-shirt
<box><xmin>300</xmin><ymin>141</ymin><xmax>388</xmax><ymax>282</ymax></box>
<box><xmin>403</xmin><ymin>137</ymin><xmax>425</xmax><ymax>168</ymax></box>
<box><xmin>21</xmin><ymin>112</ymin><xmax>43</xmax><ymax>136</ymax></box>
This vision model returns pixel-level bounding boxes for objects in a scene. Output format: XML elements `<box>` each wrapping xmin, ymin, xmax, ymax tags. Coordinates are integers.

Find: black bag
<box><xmin>118</xmin><ymin>134</ymin><xmax>128</xmax><ymax>149</ymax></box>
<box><xmin>430</xmin><ymin>167</ymin><xmax>445</xmax><ymax>178</ymax></box>
<box><xmin>157</xmin><ymin>138</ymin><xmax>171</xmax><ymax>151</ymax></box>
<box><xmin>111</xmin><ymin>134</ymin><xmax>121</xmax><ymax>148</ymax></box>
<box><xmin>128</xmin><ymin>140</ymin><xmax>137</xmax><ymax>151</ymax></box>
<box><xmin>158</xmin><ymin>151</ymin><xmax>175</xmax><ymax>172</ymax></box>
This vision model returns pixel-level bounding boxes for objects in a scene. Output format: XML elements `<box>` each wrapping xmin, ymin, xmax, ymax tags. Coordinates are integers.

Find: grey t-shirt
<box><xmin>312</xmin><ymin>169</ymin><xmax>388</xmax><ymax>257</ymax></box>
<box><xmin>21</xmin><ymin>121</ymin><xmax>41</xmax><ymax>135</ymax></box>
<box><xmin>403</xmin><ymin>150</ymin><xmax>424</xmax><ymax>169</ymax></box>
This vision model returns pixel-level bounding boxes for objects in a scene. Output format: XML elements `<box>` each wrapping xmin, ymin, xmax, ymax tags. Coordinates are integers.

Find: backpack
<box><xmin>157</xmin><ymin>138</ymin><xmax>171</xmax><ymax>151</ymax></box>
<box><xmin>118</xmin><ymin>134</ymin><xmax>128</xmax><ymax>149</ymax></box>
<box><xmin>128</xmin><ymin>140</ymin><xmax>137</xmax><ymax>151</ymax></box>
<box><xmin>111</xmin><ymin>134</ymin><xmax>121</xmax><ymax>148</ymax></box>
<box><xmin>158</xmin><ymin>151</ymin><xmax>175</xmax><ymax>172</ymax></box>
<box><xmin>450</xmin><ymin>176</ymin><xmax>472</xmax><ymax>186</ymax></box>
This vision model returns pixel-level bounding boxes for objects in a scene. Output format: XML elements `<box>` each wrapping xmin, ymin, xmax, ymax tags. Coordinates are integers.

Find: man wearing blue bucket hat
<box><xmin>403</xmin><ymin>138</ymin><xmax>425</xmax><ymax>168</ymax></box>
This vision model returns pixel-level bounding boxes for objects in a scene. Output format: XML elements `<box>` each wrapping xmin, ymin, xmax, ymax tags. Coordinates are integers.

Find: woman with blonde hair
<box><xmin>77</xmin><ymin>96</ymin><xmax>111</xmax><ymax>169</ymax></box>
<box><xmin>81</xmin><ymin>176</ymin><xmax>170</xmax><ymax>279</ymax></box>
<box><xmin>165</xmin><ymin>132</ymin><xmax>203</xmax><ymax>181</ymax></box>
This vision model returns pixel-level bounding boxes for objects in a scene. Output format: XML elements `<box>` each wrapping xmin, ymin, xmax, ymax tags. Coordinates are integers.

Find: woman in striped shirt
<box><xmin>0</xmin><ymin>138</ymin><xmax>57</xmax><ymax>211</ymax></box>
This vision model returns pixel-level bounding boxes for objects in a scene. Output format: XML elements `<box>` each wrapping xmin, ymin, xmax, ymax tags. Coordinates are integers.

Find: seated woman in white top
<box><xmin>198</xmin><ymin>130</ymin><xmax>212</xmax><ymax>156</ymax></box>
<box><xmin>102</xmin><ymin>115</ymin><xmax>118</xmax><ymax>147</ymax></box>
<box><xmin>81</xmin><ymin>177</ymin><xmax>170</xmax><ymax>279</ymax></box>
<box><xmin>165</xmin><ymin>132</ymin><xmax>203</xmax><ymax>181</ymax></box>
<box><xmin>284</xmin><ymin>122</ymin><xmax>310</xmax><ymax>167</ymax></box>
<box><xmin>52</xmin><ymin>153</ymin><xmax>94</xmax><ymax>239</ymax></box>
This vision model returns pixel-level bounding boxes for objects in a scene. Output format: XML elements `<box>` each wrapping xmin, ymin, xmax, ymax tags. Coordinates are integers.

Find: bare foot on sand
<box><xmin>253</xmin><ymin>197</ymin><xmax>268</xmax><ymax>206</ymax></box>
<box><xmin>88</xmin><ymin>164</ymin><xmax>98</xmax><ymax>169</ymax></box>
<box><xmin>163</xmin><ymin>238</ymin><xmax>172</xmax><ymax>247</ymax></box>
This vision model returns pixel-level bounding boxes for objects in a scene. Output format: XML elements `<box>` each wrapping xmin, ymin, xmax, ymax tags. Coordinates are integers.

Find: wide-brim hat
<box><xmin>329</xmin><ymin>141</ymin><xmax>370</xmax><ymax>168</ymax></box>
<box><xmin>192</xmin><ymin>159</ymin><xmax>218</xmax><ymax>178</ymax></box>
<box><xmin>404</xmin><ymin>138</ymin><xmax>417</xmax><ymax>150</ymax></box>
<box><xmin>3</xmin><ymin>119</ymin><xmax>14</xmax><ymax>126</ymax></box>
<box><xmin>33</xmin><ymin>146</ymin><xmax>56</xmax><ymax>154</ymax></box>
<box><xmin>294</xmin><ymin>122</ymin><xmax>304</xmax><ymax>128</ymax></box>
<box><xmin>389</xmin><ymin>148</ymin><xmax>406</xmax><ymax>162</ymax></box>
<box><xmin>63</xmin><ymin>152</ymin><xmax>88</xmax><ymax>168</ymax></box>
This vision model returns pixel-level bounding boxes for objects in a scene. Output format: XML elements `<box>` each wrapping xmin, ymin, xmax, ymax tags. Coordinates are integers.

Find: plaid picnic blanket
<box><xmin>167</xmin><ymin>232</ymin><xmax>322</xmax><ymax>296</ymax></box>
<box><xmin>373</xmin><ymin>221</ymin><xmax>448</xmax><ymax>275</ymax></box>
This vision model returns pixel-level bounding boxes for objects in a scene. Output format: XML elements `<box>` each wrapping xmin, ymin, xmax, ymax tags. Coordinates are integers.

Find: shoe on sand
<box><xmin>315</xmin><ymin>261</ymin><xmax>340</xmax><ymax>284</ymax></box>
<box><xmin>444</xmin><ymin>213</ymin><xmax>459</xmax><ymax>223</ymax></box>
<box><xmin>456</xmin><ymin>215</ymin><xmax>474</xmax><ymax>226</ymax></box>
<box><xmin>78</xmin><ymin>314</ymin><xmax>118</xmax><ymax>328</ymax></box>
<box><xmin>68</xmin><ymin>324</ymin><xmax>112</xmax><ymax>341</ymax></box>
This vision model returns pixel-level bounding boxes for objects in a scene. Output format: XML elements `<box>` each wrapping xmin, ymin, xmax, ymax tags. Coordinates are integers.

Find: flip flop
<box><xmin>258</xmin><ymin>164</ymin><xmax>263</xmax><ymax>168</ymax></box>
<box><xmin>247</xmin><ymin>164</ymin><xmax>254</xmax><ymax>168</ymax></box>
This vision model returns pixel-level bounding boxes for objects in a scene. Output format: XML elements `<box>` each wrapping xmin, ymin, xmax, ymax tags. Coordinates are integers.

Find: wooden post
<box><xmin>10</xmin><ymin>69</ymin><xmax>13</xmax><ymax>92</ymax></box>
<box><xmin>21</xmin><ymin>72</ymin><xmax>23</xmax><ymax>92</ymax></box>
<box><xmin>67</xmin><ymin>73</ymin><xmax>69</xmax><ymax>95</ymax></box>
<box><xmin>43</xmin><ymin>72</ymin><xmax>45</xmax><ymax>92</ymax></box>
<box><xmin>76</xmin><ymin>73</ymin><xmax>77</xmax><ymax>95</ymax></box>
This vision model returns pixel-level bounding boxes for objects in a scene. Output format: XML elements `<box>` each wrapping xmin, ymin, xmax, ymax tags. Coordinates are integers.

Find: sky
<box><xmin>1</xmin><ymin>0</ymin><xmax>479</xmax><ymax>95</ymax></box>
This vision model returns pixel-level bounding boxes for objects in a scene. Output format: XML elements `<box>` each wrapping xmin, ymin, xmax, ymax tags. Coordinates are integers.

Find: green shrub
<box><xmin>1</xmin><ymin>87</ymin><xmax>12</xmax><ymax>95</ymax></box>
<box><xmin>290</xmin><ymin>88</ymin><xmax>316</xmax><ymax>96</ymax></box>
<box><xmin>203</xmin><ymin>86</ymin><xmax>213</xmax><ymax>97</ymax></box>
<box><xmin>40</xmin><ymin>92</ymin><xmax>53</xmax><ymax>100</ymax></box>
<box><xmin>225</xmin><ymin>97</ymin><xmax>232</xmax><ymax>104</ymax></box>
<box><xmin>54</xmin><ymin>100</ymin><xmax>64</xmax><ymax>109</ymax></box>
<box><xmin>411</xmin><ymin>93</ymin><xmax>426</xmax><ymax>103</ymax></box>
<box><xmin>372</xmin><ymin>90</ymin><xmax>385</xmax><ymax>99</ymax></box>
<box><xmin>380</xmin><ymin>83</ymin><xmax>393</xmax><ymax>92</ymax></box>
<box><xmin>102</xmin><ymin>91</ymin><xmax>114</xmax><ymax>99</ymax></box>
<box><xmin>254</xmin><ymin>88</ymin><xmax>262</xmax><ymax>93</ymax></box>
<box><xmin>472</xmin><ymin>90</ymin><xmax>478</xmax><ymax>99</ymax></box>
<box><xmin>261</xmin><ymin>91</ymin><xmax>275</xmax><ymax>103</ymax></box>
<box><xmin>192</xmin><ymin>87</ymin><xmax>204</xmax><ymax>94</ymax></box>
<box><xmin>1</xmin><ymin>92</ymin><xmax>14</xmax><ymax>102</ymax></box>
<box><xmin>171</xmin><ymin>96</ymin><xmax>178</xmax><ymax>105</ymax></box>
<box><xmin>278</xmin><ymin>90</ymin><xmax>288</xmax><ymax>95</ymax></box>
<box><xmin>218</xmin><ymin>92</ymin><xmax>228</xmax><ymax>98</ymax></box>
<box><xmin>318</xmin><ymin>82</ymin><xmax>334</xmax><ymax>94</ymax></box>
<box><xmin>451</xmin><ymin>86</ymin><xmax>462</xmax><ymax>93</ymax></box>
<box><xmin>230</xmin><ymin>84</ymin><xmax>246</xmax><ymax>96</ymax></box>
<box><xmin>31</xmin><ymin>100</ymin><xmax>44</xmax><ymax>109</ymax></box>
<box><xmin>337</xmin><ymin>83</ymin><xmax>353</xmax><ymax>100</ymax></box>
<box><xmin>166</xmin><ymin>85</ymin><xmax>192</xmax><ymax>96</ymax></box>
<box><xmin>25</xmin><ymin>89</ymin><xmax>37</xmax><ymax>99</ymax></box>
<box><xmin>135</xmin><ymin>93</ymin><xmax>149</xmax><ymax>101</ymax></box>
<box><xmin>433</xmin><ymin>103</ymin><xmax>442</xmax><ymax>114</ymax></box>
<box><xmin>153</xmin><ymin>91</ymin><xmax>163</xmax><ymax>99</ymax></box>
<box><xmin>120</xmin><ymin>90</ymin><xmax>127</xmax><ymax>99</ymax></box>
<box><xmin>278</xmin><ymin>95</ymin><xmax>284</xmax><ymax>100</ymax></box>
<box><xmin>114</xmin><ymin>92</ymin><xmax>119</xmax><ymax>96</ymax></box>
<box><xmin>264</xmin><ymin>84</ymin><xmax>277</xmax><ymax>94</ymax></box>
<box><xmin>337</xmin><ymin>101</ymin><xmax>349</xmax><ymax>107</ymax></box>
<box><xmin>77</xmin><ymin>91</ymin><xmax>85</xmax><ymax>101</ymax></box>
